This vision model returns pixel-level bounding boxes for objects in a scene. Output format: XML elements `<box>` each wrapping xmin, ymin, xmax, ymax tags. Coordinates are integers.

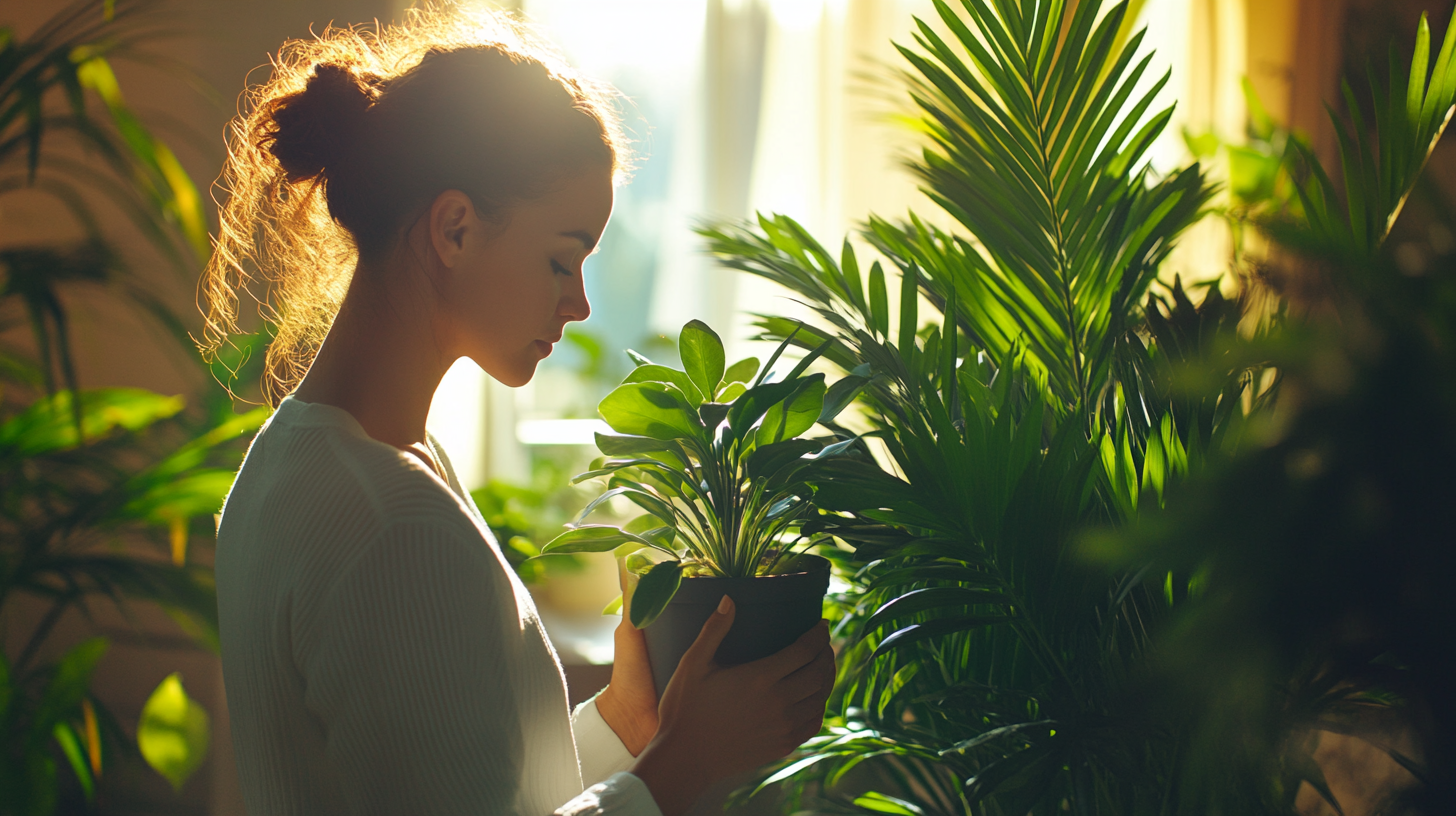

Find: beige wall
<box><xmin>1</xmin><ymin>2</ymin><xmax>392</xmax><ymax>813</ymax></box>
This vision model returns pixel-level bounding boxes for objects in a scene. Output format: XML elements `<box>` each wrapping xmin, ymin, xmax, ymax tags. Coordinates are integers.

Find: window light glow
<box><xmin>516</xmin><ymin>418</ymin><xmax>611</xmax><ymax>446</ymax></box>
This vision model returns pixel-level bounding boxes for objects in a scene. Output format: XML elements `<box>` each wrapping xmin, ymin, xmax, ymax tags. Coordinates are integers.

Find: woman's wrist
<box><xmin>630</xmin><ymin>736</ymin><xmax>710</xmax><ymax>816</ymax></box>
<box><xmin>595</xmin><ymin>685</ymin><xmax>658</xmax><ymax>757</ymax></box>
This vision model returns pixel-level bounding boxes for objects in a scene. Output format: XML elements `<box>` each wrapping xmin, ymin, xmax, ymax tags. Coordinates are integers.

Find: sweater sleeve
<box><xmin>572</xmin><ymin>694</ymin><xmax>641</xmax><ymax>784</ymax></box>
<box><xmin>296</xmin><ymin>518</ymin><xmax>661</xmax><ymax>816</ymax></box>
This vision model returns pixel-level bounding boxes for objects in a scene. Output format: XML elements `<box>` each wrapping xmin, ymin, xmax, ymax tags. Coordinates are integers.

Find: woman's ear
<box><xmin>428</xmin><ymin>189</ymin><xmax>476</xmax><ymax>268</ymax></box>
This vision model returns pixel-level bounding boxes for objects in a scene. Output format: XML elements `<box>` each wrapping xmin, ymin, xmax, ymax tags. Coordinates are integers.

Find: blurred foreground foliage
<box><xmin>1</xmin><ymin>1</ymin><xmax>261</xmax><ymax>811</ymax></box>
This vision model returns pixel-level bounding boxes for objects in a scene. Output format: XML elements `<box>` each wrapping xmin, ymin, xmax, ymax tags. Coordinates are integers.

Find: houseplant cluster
<box><xmin>667</xmin><ymin>0</ymin><xmax>1452</xmax><ymax>812</ymax></box>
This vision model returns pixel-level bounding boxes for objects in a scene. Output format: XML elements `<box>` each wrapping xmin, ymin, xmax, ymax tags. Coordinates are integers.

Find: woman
<box><xmin>203</xmin><ymin>8</ymin><xmax>836</xmax><ymax>816</ymax></box>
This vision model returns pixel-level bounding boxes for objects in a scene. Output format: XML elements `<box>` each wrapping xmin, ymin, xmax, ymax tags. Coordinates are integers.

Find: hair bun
<box><xmin>265</xmin><ymin>63</ymin><xmax>376</xmax><ymax>183</ymax></box>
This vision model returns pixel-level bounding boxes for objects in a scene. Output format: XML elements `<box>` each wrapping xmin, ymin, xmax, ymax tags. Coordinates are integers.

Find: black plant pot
<box><xmin>640</xmin><ymin>556</ymin><xmax>830</xmax><ymax>696</ymax></box>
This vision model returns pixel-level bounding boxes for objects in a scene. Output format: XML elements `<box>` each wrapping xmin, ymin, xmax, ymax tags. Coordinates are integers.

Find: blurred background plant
<box><xmin>701</xmin><ymin>0</ymin><xmax>1452</xmax><ymax>814</ymax></box>
<box><xmin>0</xmin><ymin>1</ymin><xmax>264</xmax><ymax>812</ymax></box>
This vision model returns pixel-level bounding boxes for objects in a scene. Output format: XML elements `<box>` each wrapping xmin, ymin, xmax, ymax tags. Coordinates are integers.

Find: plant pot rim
<box><xmin>664</xmin><ymin>554</ymin><xmax>830</xmax><ymax>607</ymax></box>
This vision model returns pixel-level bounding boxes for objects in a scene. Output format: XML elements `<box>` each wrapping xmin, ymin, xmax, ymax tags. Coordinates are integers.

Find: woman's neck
<box><xmin>292</xmin><ymin>263</ymin><xmax>454</xmax><ymax>450</ymax></box>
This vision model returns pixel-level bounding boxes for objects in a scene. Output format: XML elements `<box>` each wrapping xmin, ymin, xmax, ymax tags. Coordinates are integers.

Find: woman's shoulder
<box><xmin>223</xmin><ymin>398</ymin><xmax>478</xmax><ymax>545</ymax></box>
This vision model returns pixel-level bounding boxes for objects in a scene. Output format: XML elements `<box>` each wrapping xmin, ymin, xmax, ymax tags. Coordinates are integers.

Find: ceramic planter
<box><xmin>639</xmin><ymin>555</ymin><xmax>830</xmax><ymax>695</ymax></box>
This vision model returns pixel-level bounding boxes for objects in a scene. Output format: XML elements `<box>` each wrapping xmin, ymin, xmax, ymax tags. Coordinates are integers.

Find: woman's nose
<box><xmin>560</xmin><ymin>278</ymin><xmax>591</xmax><ymax>323</ymax></box>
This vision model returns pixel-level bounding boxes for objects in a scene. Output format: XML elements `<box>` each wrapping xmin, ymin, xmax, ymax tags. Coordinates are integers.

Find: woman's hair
<box><xmin>202</xmin><ymin>5</ymin><xmax>626</xmax><ymax>404</ymax></box>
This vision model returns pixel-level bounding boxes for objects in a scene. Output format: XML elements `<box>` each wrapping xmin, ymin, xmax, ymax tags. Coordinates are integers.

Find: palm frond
<box><xmin>889</xmin><ymin>0</ymin><xmax>1210</xmax><ymax>411</ymax></box>
<box><xmin>1287</xmin><ymin>11</ymin><xmax>1456</xmax><ymax>257</ymax></box>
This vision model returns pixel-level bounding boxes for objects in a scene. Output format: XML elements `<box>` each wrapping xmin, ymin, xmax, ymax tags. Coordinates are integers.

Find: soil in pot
<box><xmin>640</xmin><ymin>556</ymin><xmax>830</xmax><ymax>696</ymax></box>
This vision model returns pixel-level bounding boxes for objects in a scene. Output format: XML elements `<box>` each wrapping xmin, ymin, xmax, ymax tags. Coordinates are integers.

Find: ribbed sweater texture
<box><xmin>216</xmin><ymin>397</ymin><xmax>661</xmax><ymax>815</ymax></box>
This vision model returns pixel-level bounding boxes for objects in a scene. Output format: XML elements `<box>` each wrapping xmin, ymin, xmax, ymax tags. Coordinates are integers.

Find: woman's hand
<box><xmin>594</xmin><ymin>617</ymin><xmax>659</xmax><ymax>756</ymax></box>
<box><xmin>630</xmin><ymin>596</ymin><xmax>836</xmax><ymax>816</ymax></box>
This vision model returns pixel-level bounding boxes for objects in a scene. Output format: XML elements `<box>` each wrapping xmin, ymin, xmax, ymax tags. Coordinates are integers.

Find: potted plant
<box><xmin>539</xmin><ymin>319</ymin><xmax>866</xmax><ymax>693</ymax></box>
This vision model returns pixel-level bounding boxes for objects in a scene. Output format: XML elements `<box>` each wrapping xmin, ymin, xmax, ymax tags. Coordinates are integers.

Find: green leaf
<box><xmin>862</xmin><ymin>587</ymin><xmax>1011</xmax><ymax>635</ymax></box>
<box><xmin>820</xmin><ymin>374</ymin><xmax>868</xmax><ymax>424</ymax></box>
<box><xmin>755</xmin><ymin>376</ymin><xmax>827</xmax><ymax>447</ymax></box>
<box><xmin>717</xmin><ymin>381</ymin><xmax>747</xmax><ymax>403</ymax></box>
<box><xmin>623</xmin><ymin>364</ymin><xmax>704</xmax><ymax>405</ymax></box>
<box><xmin>599</xmin><ymin>382</ymin><xmax>705</xmax><ymax>442</ymax></box>
<box><xmin>594</xmin><ymin>432</ymin><xmax>677</xmax><ymax>457</ymax></box>
<box><xmin>727</xmin><ymin>377</ymin><xmax>810</xmax><ymax>438</ymax></box>
<box><xmin>121</xmin><ymin>469</ymin><xmax>237</xmax><ymax>523</ymax></box>
<box><xmin>680</xmin><ymin>320</ymin><xmax>726</xmax><ymax>400</ymax></box>
<box><xmin>724</xmin><ymin>356</ymin><xmax>760</xmax><ymax>385</ymax></box>
<box><xmin>53</xmin><ymin>720</ymin><xmax>96</xmax><ymax>800</ymax></box>
<box><xmin>898</xmin><ymin>262</ymin><xmax>919</xmax><ymax>364</ymax></box>
<box><xmin>853</xmin><ymin>791</ymin><xmax>924</xmax><ymax>815</ymax></box>
<box><xmin>746</xmin><ymin>438</ymin><xmax>821</xmax><ymax>480</ymax></box>
<box><xmin>699</xmin><ymin>401</ymin><xmax>731</xmax><ymax>429</ymax></box>
<box><xmin>32</xmin><ymin>638</ymin><xmax>108</xmax><ymax>741</ymax></box>
<box><xmin>0</xmin><ymin>388</ymin><xmax>183</xmax><ymax>457</ymax></box>
<box><xmin>870</xmin><ymin>617</ymin><xmax>1012</xmax><ymax>660</ymax></box>
<box><xmin>629</xmin><ymin>560</ymin><xmax>684</xmax><ymax>628</ymax></box>
<box><xmin>869</xmin><ymin>260</ymin><xmax>890</xmax><ymax>337</ymax></box>
<box><xmin>543</xmin><ymin>526</ymin><xmax>642</xmax><ymax>554</ymax></box>
<box><xmin>138</xmin><ymin>673</ymin><xmax>210</xmax><ymax>792</ymax></box>
<box><xmin>602</xmin><ymin>595</ymin><xmax>624</xmax><ymax>615</ymax></box>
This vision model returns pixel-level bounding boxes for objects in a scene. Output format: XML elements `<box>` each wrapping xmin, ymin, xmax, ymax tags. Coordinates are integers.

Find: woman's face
<box><xmin>433</xmin><ymin>167</ymin><xmax>614</xmax><ymax>387</ymax></box>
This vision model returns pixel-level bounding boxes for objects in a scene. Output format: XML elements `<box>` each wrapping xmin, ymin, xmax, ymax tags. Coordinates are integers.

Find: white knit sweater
<box><xmin>216</xmin><ymin>397</ymin><xmax>661</xmax><ymax>816</ymax></box>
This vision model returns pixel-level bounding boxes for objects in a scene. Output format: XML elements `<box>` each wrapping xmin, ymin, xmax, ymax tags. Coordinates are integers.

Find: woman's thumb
<box><xmin>680</xmin><ymin>594</ymin><xmax>736</xmax><ymax>672</ymax></box>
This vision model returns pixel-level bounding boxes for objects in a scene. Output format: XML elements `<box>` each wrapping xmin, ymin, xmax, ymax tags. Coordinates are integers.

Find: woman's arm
<box><xmin>299</xmin><ymin>518</ymin><xmax>662</xmax><ymax>816</ymax></box>
<box><xmin>299</xmin><ymin>519</ymin><xmax>527</xmax><ymax>814</ymax></box>
<box><xmin>592</xmin><ymin>619</ymin><xmax>659</xmax><ymax>755</ymax></box>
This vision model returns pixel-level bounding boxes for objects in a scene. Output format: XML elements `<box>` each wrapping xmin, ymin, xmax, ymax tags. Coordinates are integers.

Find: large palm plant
<box><xmin>691</xmin><ymin>0</ymin><xmax>1456</xmax><ymax>812</ymax></box>
<box><xmin>701</xmin><ymin>1</ymin><xmax>1225</xmax><ymax>812</ymax></box>
<box><xmin>704</xmin><ymin>1</ymin><xmax>1456</xmax><ymax>813</ymax></box>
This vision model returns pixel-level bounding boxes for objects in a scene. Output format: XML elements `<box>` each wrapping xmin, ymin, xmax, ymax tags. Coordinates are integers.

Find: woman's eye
<box><xmin>550</xmin><ymin>259</ymin><xmax>572</xmax><ymax>277</ymax></box>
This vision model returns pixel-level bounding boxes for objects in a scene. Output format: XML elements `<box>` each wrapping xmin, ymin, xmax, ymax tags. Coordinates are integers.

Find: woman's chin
<box><xmin>490</xmin><ymin>358</ymin><xmax>540</xmax><ymax>388</ymax></box>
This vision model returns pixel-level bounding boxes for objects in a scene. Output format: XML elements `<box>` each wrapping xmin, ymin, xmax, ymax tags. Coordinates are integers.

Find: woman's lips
<box><xmin>534</xmin><ymin>340</ymin><xmax>553</xmax><ymax>356</ymax></box>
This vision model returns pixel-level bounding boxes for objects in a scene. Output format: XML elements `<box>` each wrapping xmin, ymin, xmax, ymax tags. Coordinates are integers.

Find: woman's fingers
<box><xmin>751</xmin><ymin>619</ymin><xmax>830</xmax><ymax>680</ymax></box>
<box><xmin>777</xmin><ymin>642</ymin><xmax>836</xmax><ymax>703</ymax></box>
<box><xmin>675</xmin><ymin>595</ymin><xmax>737</xmax><ymax>677</ymax></box>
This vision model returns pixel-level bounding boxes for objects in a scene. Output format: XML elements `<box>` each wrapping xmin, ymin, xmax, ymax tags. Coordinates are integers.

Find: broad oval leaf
<box><xmin>717</xmin><ymin>381</ymin><xmax>748</xmax><ymax>403</ymax></box>
<box><xmin>723</xmin><ymin>356</ymin><xmax>760</xmax><ymax>385</ymax></box>
<box><xmin>698</xmin><ymin>402</ymin><xmax>731</xmax><ymax>429</ymax></box>
<box><xmin>624</xmin><ymin>551</ymin><xmax>659</xmax><ymax>574</ymax></box>
<box><xmin>680</xmin><ymin>320</ymin><xmax>726</xmax><ymax>400</ymax></box>
<box><xmin>624</xmin><ymin>364</ymin><xmax>704</xmax><ymax>405</ymax></box>
<box><xmin>594</xmin><ymin>432</ymin><xmax>675</xmax><ymax>457</ymax></box>
<box><xmin>599</xmin><ymin>382</ymin><xmax>705</xmax><ymax>442</ymax></box>
<box><xmin>726</xmin><ymin>378</ymin><xmax>799</xmax><ymax>438</ymax></box>
<box><xmin>138</xmin><ymin>673</ymin><xmax>210</xmax><ymax>792</ymax></box>
<box><xmin>755</xmin><ymin>376</ymin><xmax>827</xmax><ymax>447</ymax></box>
<box><xmin>630</xmin><ymin>560</ymin><xmax>684</xmax><ymax>629</ymax></box>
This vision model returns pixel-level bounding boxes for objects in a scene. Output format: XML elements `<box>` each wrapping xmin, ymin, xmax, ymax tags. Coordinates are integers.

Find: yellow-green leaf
<box><xmin>138</xmin><ymin>674</ymin><xmax>210</xmax><ymax>792</ymax></box>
